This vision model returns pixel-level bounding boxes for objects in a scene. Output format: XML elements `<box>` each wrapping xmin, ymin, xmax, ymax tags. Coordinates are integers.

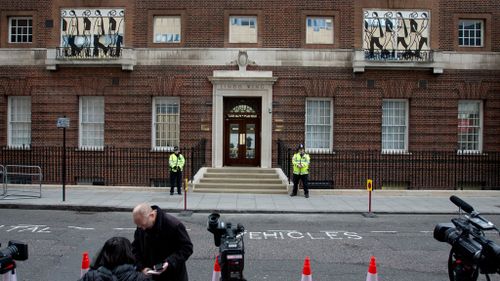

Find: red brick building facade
<box><xmin>0</xmin><ymin>0</ymin><xmax>498</xmax><ymax>188</ymax></box>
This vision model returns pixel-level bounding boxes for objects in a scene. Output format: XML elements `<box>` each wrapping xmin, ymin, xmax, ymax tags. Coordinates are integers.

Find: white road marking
<box><xmin>68</xmin><ymin>226</ymin><xmax>95</xmax><ymax>230</ymax></box>
<box><xmin>248</xmin><ymin>230</ymin><xmax>363</xmax><ymax>240</ymax></box>
<box><xmin>113</xmin><ymin>228</ymin><xmax>135</xmax><ymax>231</ymax></box>
<box><xmin>6</xmin><ymin>224</ymin><xmax>51</xmax><ymax>233</ymax></box>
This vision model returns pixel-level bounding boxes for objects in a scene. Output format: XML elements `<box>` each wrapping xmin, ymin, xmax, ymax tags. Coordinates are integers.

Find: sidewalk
<box><xmin>0</xmin><ymin>185</ymin><xmax>499</xmax><ymax>214</ymax></box>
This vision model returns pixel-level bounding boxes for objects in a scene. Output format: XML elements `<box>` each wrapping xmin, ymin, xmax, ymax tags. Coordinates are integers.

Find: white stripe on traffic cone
<box><xmin>2</xmin><ymin>269</ymin><xmax>16</xmax><ymax>281</ymax></box>
<box><xmin>10</xmin><ymin>269</ymin><xmax>16</xmax><ymax>281</ymax></box>
<box><xmin>211</xmin><ymin>255</ymin><xmax>221</xmax><ymax>281</ymax></box>
<box><xmin>301</xmin><ymin>256</ymin><xmax>312</xmax><ymax>281</ymax></box>
<box><xmin>366</xmin><ymin>256</ymin><xmax>378</xmax><ymax>281</ymax></box>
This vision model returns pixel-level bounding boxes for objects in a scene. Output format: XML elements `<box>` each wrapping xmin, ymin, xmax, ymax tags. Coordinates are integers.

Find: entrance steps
<box><xmin>192</xmin><ymin>167</ymin><xmax>288</xmax><ymax>194</ymax></box>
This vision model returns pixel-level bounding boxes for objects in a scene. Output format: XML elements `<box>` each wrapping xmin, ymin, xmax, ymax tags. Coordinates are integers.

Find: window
<box><xmin>382</xmin><ymin>100</ymin><xmax>408</xmax><ymax>152</ymax></box>
<box><xmin>8</xmin><ymin>96</ymin><xmax>31</xmax><ymax>148</ymax></box>
<box><xmin>229</xmin><ymin>16</ymin><xmax>257</xmax><ymax>43</ymax></box>
<box><xmin>458</xmin><ymin>20</ymin><xmax>483</xmax><ymax>47</ymax></box>
<box><xmin>9</xmin><ymin>17</ymin><xmax>32</xmax><ymax>43</ymax></box>
<box><xmin>153</xmin><ymin>16</ymin><xmax>181</xmax><ymax>43</ymax></box>
<box><xmin>458</xmin><ymin>100</ymin><xmax>482</xmax><ymax>153</ymax></box>
<box><xmin>79</xmin><ymin>97</ymin><xmax>104</xmax><ymax>149</ymax></box>
<box><xmin>305</xmin><ymin>99</ymin><xmax>332</xmax><ymax>151</ymax></box>
<box><xmin>306</xmin><ymin>17</ymin><xmax>333</xmax><ymax>44</ymax></box>
<box><xmin>153</xmin><ymin>97</ymin><xmax>179</xmax><ymax>150</ymax></box>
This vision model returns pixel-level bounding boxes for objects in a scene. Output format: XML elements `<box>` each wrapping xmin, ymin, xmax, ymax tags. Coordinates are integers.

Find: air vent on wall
<box><xmin>419</xmin><ymin>80</ymin><xmax>428</xmax><ymax>89</ymax></box>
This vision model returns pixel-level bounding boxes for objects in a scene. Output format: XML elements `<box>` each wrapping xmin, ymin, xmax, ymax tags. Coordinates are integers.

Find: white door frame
<box><xmin>209</xmin><ymin>70</ymin><xmax>277</xmax><ymax>168</ymax></box>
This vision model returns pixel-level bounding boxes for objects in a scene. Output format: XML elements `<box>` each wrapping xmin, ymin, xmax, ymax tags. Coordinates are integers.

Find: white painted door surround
<box><xmin>209</xmin><ymin>67</ymin><xmax>277</xmax><ymax>168</ymax></box>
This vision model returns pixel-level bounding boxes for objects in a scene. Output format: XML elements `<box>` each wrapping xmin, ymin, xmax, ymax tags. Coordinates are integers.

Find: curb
<box><xmin>1</xmin><ymin>203</ymin><xmax>498</xmax><ymax>215</ymax></box>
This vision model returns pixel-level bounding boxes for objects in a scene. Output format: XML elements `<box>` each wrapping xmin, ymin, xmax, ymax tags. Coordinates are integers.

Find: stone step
<box><xmin>204</xmin><ymin>173</ymin><xmax>278</xmax><ymax>179</ymax></box>
<box><xmin>193</xmin><ymin>187</ymin><xmax>287</xmax><ymax>194</ymax></box>
<box><xmin>195</xmin><ymin>182</ymin><xmax>285</xmax><ymax>190</ymax></box>
<box><xmin>199</xmin><ymin>178</ymin><xmax>283</xmax><ymax>184</ymax></box>
<box><xmin>206</xmin><ymin>167</ymin><xmax>277</xmax><ymax>174</ymax></box>
<box><xmin>193</xmin><ymin>167</ymin><xmax>288</xmax><ymax>194</ymax></box>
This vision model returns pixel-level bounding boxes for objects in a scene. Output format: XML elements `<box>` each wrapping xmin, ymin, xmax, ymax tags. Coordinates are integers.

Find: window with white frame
<box><xmin>458</xmin><ymin>100</ymin><xmax>482</xmax><ymax>153</ymax></box>
<box><xmin>382</xmin><ymin>100</ymin><xmax>408</xmax><ymax>152</ymax></box>
<box><xmin>458</xmin><ymin>19</ymin><xmax>483</xmax><ymax>47</ymax></box>
<box><xmin>9</xmin><ymin>17</ymin><xmax>33</xmax><ymax>43</ymax></box>
<box><xmin>8</xmin><ymin>96</ymin><xmax>31</xmax><ymax>148</ymax></box>
<box><xmin>229</xmin><ymin>16</ymin><xmax>257</xmax><ymax>43</ymax></box>
<box><xmin>153</xmin><ymin>97</ymin><xmax>179</xmax><ymax>150</ymax></box>
<box><xmin>153</xmin><ymin>16</ymin><xmax>181</xmax><ymax>43</ymax></box>
<box><xmin>305</xmin><ymin>99</ymin><xmax>332</xmax><ymax>151</ymax></box>
<box><xmin>79</xmin><ymin>96</ymin><xmax>104</xmax><ymax>149</ymax></box>
<box><xmin>306</xmin><ymin>16</ymin><xmax>333</xmax><ymax>44</ymax></box>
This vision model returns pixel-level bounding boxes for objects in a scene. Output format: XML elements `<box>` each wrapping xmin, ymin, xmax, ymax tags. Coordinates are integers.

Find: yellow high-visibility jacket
<box><xmin>292</xmin><ymin>152</ymin><xmax>310</xmax><ymax>175</ymax></box>
<box><xmin>169</xmin><ymin>153</ymin><xmax>185</xmax><ymax>172</ymax></box>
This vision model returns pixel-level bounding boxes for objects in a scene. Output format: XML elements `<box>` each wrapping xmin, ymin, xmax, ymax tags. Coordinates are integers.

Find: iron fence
<box><xmin>277</xmin><ymin>140</ymin><xmax>500</xmax><ymax>190</ymax></box>
<box><xmin>0</xmin><ymin>139</ymin><xmax>207</xmax><ymax>187</ymax></box>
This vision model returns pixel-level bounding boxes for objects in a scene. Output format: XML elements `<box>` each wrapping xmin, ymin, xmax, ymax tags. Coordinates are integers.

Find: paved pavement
<box><xmin>1</xmin><ymin>184</ymin><xmax>499</xmax><ymax>214</ymax></box>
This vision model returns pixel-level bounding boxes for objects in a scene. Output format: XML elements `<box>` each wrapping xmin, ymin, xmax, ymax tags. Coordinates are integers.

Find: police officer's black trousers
<box><xmin>292</xmin><ymin>174</ymin><xmax>309</xmax><ymax>195</ymax></box>
<box><xmin>170</xmin><ymin>171</ymin><xmax>183</xmax><ymax>194</ymax></box>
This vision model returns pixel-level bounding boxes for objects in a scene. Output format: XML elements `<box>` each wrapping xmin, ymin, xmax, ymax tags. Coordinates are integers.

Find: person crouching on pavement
<box><xmin>78</xmin><ymin>236</ymin><xmax>151</xmax><ymax>281</ymax></box>
<box><xmin>132</xmin><ymin>203</ymin><xmax>193</xmax><ymax>281</ymax></box>
<box><xmin>291</xmin><ymin>143</ymin><xmax>311</xmax><ymax>198</ymax></box>
<box><xmin>169</xmin><ymin>146</ymin><xmax>185</xmax><ymax>195</ymax></box>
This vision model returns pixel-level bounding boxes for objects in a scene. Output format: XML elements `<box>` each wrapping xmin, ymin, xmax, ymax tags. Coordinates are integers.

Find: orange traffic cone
<box><xmin>81</xmin><ymin>252</ymin><xmax>90</xmax><ymax>277</ymax></box>
<box><xmin>211</xmin><ymin>255</ymin><xmax>221</xmax><ymax>281</ymax></box>
<box><xmin>366</xmin><ymin>256</ymin><xmax>378</xmax><ymax>281</ymax></box>
<box><xmin>301</xmin><ymin>256</ymin><xmax>312</xmax><ymax>281</ymax></box>
<box><xmin>2</xmin><ymin>269</ymin><xmax>17</xmax><ymax>281</ymax></box>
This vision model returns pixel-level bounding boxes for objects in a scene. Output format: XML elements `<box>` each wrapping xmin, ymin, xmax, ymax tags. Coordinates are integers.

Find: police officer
<box><xmin>169</xmin><ymin>146</ymin><xmax>185</xmax><ymax>195</ymax></box>
<box><xmin>291</xmin><ymin>144</ymin><xmax>311</xmax><ymax>198</ymax></box>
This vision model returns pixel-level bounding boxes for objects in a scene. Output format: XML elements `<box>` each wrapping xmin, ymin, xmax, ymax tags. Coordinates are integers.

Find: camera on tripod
<box><xmin>0</xmin><ymin>240</ymin><xmax>28</xmax><ymax>275</ymax></box>
<box><xmin>207</xmin><ymin>213</ymin><xmax>246</xmax><ymax>281</ymax></box>
<box><xmin>434</xmin><ymin>196</ymin><xmax>500</xmax><ymax>281</ymax></box>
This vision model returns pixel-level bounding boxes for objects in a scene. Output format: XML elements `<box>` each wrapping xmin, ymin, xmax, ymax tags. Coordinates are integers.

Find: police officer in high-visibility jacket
<box><xmin>169</xmin><ymin>146</ymin><xmax>185</xmax><ymax>195</ymax></box>
<box><xmin>291</xmin><ymin>144</ymin><xmax>311</xmax><ymax>198</ymax></box>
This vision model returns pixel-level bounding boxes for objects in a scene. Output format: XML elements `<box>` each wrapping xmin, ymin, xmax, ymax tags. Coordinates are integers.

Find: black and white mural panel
<box><xmin>60</xmin><ymin>8</ymin><xmax>125</xmax><ymax>58</ymax></box>
<box><xmin>363</xmin><ymin>10</ymin><xmax>431</xmax><ymax>61</ymax></box>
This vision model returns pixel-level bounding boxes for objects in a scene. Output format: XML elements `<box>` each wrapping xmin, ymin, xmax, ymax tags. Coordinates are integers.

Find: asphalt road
<box><xmin>0</xmin><ymin>210</ymin><xmax>499</xmax><ymax>281</ymax></box>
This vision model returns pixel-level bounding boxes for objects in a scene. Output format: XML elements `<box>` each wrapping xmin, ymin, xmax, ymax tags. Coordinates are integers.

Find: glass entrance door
<box><xmin>225</xmin><ymin>120</ymin><xmax>259</xmax><ymax>166</ymax></box>
<box><xmin>223</xmin><ymin>98</ymin><xmax>261</xmax><ymax>166</ymax></box>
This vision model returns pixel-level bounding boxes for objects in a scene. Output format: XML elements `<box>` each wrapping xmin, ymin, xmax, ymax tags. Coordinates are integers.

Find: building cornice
<box><xmin>0</xmin><ymin>48</ymin><xmax>498</xmax><ymax>73</ymax></box>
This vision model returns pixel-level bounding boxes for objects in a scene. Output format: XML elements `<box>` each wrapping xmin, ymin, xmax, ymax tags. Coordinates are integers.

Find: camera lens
<box><xmin>208</xmin><ymin>214</ymin><xmax>219</xmax><ymax>222</ymax></box>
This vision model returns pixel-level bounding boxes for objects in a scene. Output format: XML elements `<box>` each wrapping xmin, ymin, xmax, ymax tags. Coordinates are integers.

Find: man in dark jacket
<box><xmin>132</xmin><ymin>203</ymin><xmax>193</xmax><ymax>281</ymax></box>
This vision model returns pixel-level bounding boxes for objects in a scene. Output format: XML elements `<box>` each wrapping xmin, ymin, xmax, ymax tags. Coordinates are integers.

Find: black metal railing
<box><xmin>0</xmin><ymin>139</ymin><xmax>207</xmax><ymax>187</ymax></box>
<box><xmin>364</xmin><ymin>49</ymin><xmax>433</xmax><ymax>62</ymax></box>
<box><xmin>277</xmin><ymin>139</ymin><xmax>292</xmax><ymax>184</ymax></box>
<box><xmin>56</xmin><ymin>46</ymin><xmax>123</xmax><ymax>60</ymax></box>
<box><xmin>276</xmin><ymin>140</ymin><xmax>500</xmax><ymax>190</ymax></box>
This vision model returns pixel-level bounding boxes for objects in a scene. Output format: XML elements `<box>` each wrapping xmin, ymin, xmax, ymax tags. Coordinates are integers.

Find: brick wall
<box><xmin>0</xmin><ymin>0</ymin><xmax>498</xmax><ymax>187</ymax></box>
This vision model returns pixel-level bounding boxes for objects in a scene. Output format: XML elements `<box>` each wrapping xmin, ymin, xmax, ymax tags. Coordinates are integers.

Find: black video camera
<box><xmin>0</xmin><ymin>240</ymin><xmax>28</xmax><ymax>274</ymax></box>
<box><xmin>207</xmin><ymin>213</ymin><xmax>246</xmax><ymax>281</ymax></box>
<box><xmin>434</xmin><ymin>196</ymin><xmax>500</xmax><ymax>281</ymax></box>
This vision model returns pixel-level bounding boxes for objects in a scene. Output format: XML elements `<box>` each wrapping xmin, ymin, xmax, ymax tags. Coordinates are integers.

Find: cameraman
<box><xmin>169</xmin><ymin>146</ymin><xmax>185</xmax><ymax>195</ymax></box>
<box><xmin>132</xmin><ymin>203</ymin><xmax>193</xmax><ymax>281</ymax></box>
